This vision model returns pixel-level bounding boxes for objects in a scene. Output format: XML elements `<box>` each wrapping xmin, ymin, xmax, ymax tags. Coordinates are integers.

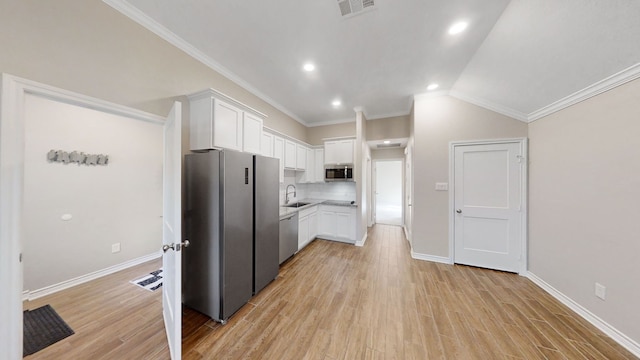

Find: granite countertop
<box><xmin>279</xmin><ymin>198</ymin><xmax>357</xmax><ymax>219</ymax></box>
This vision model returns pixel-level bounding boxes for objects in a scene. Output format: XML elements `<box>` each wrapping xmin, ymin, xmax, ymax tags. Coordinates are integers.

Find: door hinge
<box><xmin>516</xmin><ymin>155</ymin><xmax>525</xmax><ymax>164</ymax></box>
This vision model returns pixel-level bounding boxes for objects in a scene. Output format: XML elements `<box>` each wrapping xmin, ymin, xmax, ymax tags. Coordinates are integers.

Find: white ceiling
<box><xmin>110</xmin><ymin>0</ymin><xmax>640</xmax><ymax>126</ymax></box>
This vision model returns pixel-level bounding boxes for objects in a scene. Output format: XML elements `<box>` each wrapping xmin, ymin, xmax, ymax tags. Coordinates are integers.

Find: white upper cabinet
<box><xmin>314</xmin><ymin>149</ymin><xmax>324</xmax><ymax>182</ymax></box>
<box><xmin>296</xmin><ymin>144</ymin><xmax>307</xmax><ymax>170</ymax></box>
<box><xmin>284</xmin><ymin>140</ymin><xmax>296</xmax><ymax>169</ymax></box>
<box><xmin>187</xmin><ymin>89</ymin><xmax>265</xmax><ymax>152</ymax></box>
<box><xmin>324</xmin><ymin>139</ymin><xmax>354</xmax><ymax>165</ymax></box>
<box><xmin>243</xmin><ymin>112</ymin><xmax>263</xmax><ymax>154</ymax></box>
<box><xmin>273</xmin><ymin>136</ymin><xmax>285</xmax><ymax>183</ymax></box>
<box><xmin>297</xmin><ymin>147</ymin><xmax>315</xmax><ymax>183</ymax></box>
<box><xmin>260</xmin><ymin>131</ymin><xmax>274</xmax><ymax>157</ymax></box>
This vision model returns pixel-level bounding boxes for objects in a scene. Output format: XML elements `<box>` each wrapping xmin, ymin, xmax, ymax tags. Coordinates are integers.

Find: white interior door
<box><xmin>374</xmin><ymin>160</ymin><xmax>403</xmax><ymax>226</ymax></box>
<box><xmin>163</xmin><ymin>101</ymin><xmax>183</xmax><ymax>360</ymax></box>
<box><xmin>453</xmin><ymin>141</ymin><xmax>523</xmax><ymax>273</ymax></box>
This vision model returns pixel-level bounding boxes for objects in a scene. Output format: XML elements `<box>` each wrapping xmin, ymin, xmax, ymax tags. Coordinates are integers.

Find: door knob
<box><xmin>162</xmin><ymin>240</ymin><xmax>190</xmax><ymax>252</ymax></box>
<box><xmin>456</xmin><ymin>209</ymin><xmax>462</xmax><ymax>214</ymax></box>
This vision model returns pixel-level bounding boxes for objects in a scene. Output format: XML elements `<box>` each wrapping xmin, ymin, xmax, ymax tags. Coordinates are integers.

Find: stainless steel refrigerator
<box><xmin>183</xmin><ymin>150</ymin><xmax>279</xmax><ymax>323</ymax></box>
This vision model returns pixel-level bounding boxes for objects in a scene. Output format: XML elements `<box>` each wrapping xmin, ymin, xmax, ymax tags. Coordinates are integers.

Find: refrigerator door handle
<box><xmin>245</xmin><ymin>168</ymin><xmax>249</xmax><ymax>184</ymax></box>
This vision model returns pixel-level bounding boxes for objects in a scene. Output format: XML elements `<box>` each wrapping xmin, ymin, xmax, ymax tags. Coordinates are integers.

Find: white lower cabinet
<box><xmin>298</xmin><ymin>206</ymin><xmax>318</xmax><ymax>251</ymax></box>
<box><xmin>298</xmin><ymin>215</ymin><xmax>309</xmax><ymax>250</ymax></box>
<box><xmin>317</xmin><ymin>205</ymin><xmax>356</xmax><ymax>243</ymax></box>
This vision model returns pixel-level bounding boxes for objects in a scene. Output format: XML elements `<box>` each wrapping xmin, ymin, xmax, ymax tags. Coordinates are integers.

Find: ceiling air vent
<box><xmin>376</xmin><ymin>143</ymin><xmax>401</xmax><ymax>149</ymax></box>
<box><xmin>337</xmin><ymin>0</ymin><xmax>376</xmax><ymax>17</ymax></box>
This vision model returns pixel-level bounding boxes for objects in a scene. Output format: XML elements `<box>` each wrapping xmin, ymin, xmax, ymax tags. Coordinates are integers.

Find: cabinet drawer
<box><xmin>299</xmin><ymin>205</ymin><xmax>318</xmax><ymax>218</ymax></box>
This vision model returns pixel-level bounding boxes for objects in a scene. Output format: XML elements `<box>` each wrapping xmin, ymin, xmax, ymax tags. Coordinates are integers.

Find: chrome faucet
<box><xmin>285</xmin><ymin>184</ymin><xmax>296</xmax><ymax>204</ymax></box>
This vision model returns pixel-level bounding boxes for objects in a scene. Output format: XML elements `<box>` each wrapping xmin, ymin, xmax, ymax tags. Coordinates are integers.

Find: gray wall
<box><xmin>306</xmin><ymin>122</ymin><xmax>356</xmax><ymax>145</ymax></box>
<box><xmin>366</xmin><ymin>115</ymin><xmax>410</xmax><ymax>141</ymax></box>
<box><xmin>22</xmin><ymin>94</ymin><xmax>163</xmax><ymax>291</ymax></box>
<box><xmin>528</xmin><ymin>77</ymin><xmax>640</xmax><ymax>342</ymax></box>
<box><xmin>371</xmin><ymin>148</ymin><xmax>405</xmax><ymax>160</ymax></box>
<box><xmin>411</xmin><ymin>95</ymin><xmax>528</xmax><ymax>257</ymax></box>
<box><xmin>0</xmin><ymin>0</ymin><xmax>306</xmax><ymax>142</ymax></box>
<box><xmin>1</xmin><ymin>0</ymin><xmax>306</xmax><ymax>291</ymax></box>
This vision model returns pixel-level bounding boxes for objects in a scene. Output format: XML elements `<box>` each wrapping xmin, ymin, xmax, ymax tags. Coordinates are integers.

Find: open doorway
<box><xmin>373</xmin><ymin>160</ymin><xmax>403</xmax><ymax>225</ymax></box>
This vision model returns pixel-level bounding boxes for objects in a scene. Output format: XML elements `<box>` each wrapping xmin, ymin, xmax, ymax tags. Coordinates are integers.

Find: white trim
<box><xmin>528</xmin><ymin>62</ymin><xmax>640</xmax><ymax>122</ymax></box>
<box><xmin>448</xmin><ymin>138</ymin><xmax>529</xmax><ymax>275</ymax></box>
<box><xmin>25</xmin><ymin>252</ymin><xmax>161</xmax><ymax>301</ymax></box>
<box><xmin>306</xmin><ymin>117</ymin><xmax>356</xmax><ymax>127</ymax></box>
<box><xmin>0</xmin><ymin>73</ymin><xmax>168</xmax><ymax>360</ymax></box>
<box><xmin>410</xmin><ymin>250</ymin><xmax>452</xmax><ymax>265</ymax></box>
<box><xmin>355</xmin><ymin>233</ymin><xmax>368</xmax><ymax>247</ymax></box>
<box><xmin>102</xmin><ymin>0</ymin><xmax>308</xmax><ymax>127</ymax></box>
<box><xmin>403</xmin><ymin>226</ymin><xmax>409</xmax><ymax>242</ymax></box>
<box><xmin>1</xmin><ymin>73</ymin><xmax>27</xmax><ymax>360</ymax></box>
<box><xmin>526</xmin><ymin>272</ymin><xmax>640</xmax><ymax>358</ymax></box>
<box><xmin>365</xmin><ymin>110</ymin><xmax>411</xmax><ymax>121</ymax></box>
<box><xmin>187</xmin><ymin>88</ymin><xmax>267</xmax><ymax>119</ymax></box>
<box><xmin>449</xmin><ymin>90</ymin><xmax>529</xmax><ymax>122</ymax></box>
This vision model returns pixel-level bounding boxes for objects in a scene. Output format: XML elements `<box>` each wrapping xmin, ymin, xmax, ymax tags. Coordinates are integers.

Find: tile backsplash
<box><xmin>279</xmin><ymin>171</ymin><xmax>356</xmax><ymax>205</ymax></box>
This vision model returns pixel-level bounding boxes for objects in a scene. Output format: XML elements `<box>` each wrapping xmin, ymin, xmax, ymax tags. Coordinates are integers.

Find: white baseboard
<box><xmin>355</xmin><ymin>233</ymin><xmax>368</xmax><ymax>247</ymax></box>
<box><xmin>526</xmin><ymin>272</ymin><xmax>640</xmax><ymax>358</ymax></box>
<box><xmin>25</xmin><ymin>252</ymin><xmax>161</xmax><ymax>301</ymax></box>
<box><xmin>410</xmin><ymin>250</ymin><xmax>452</xmax><ymax>264</ymax></box>
<box><xmin>403</xmin><ymin>226</ymin><xmax>409</xmax><ymax>241</ymax></box>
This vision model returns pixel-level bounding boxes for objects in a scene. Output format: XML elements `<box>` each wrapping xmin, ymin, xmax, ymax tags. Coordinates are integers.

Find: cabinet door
<box><xmin>296</xmin><ymin>144</ymin><xmax>307</xmax><ymax>170</ymax></box>
<box><xmin>284</xmin><ymin>140</ymin><xmax>296</xmax><ymax>169</ymax></box>
<box><xmin>273</xmin><ymin>136</ymin><xmax>285</xmax><ymax>183</ymax></box>
<box><xmin>318</xmin><ymin>210</ymin><xmax>336</xmax><ymax>237</ymax></box>
<box><xmin>324</xmin><ymin>141</ymin><xmax>338</xmax><ymax>165</ymax></box>
<box><xmin>335</xmin><ymin>212</ymin><xmax>351</xmax><ymax>240</ymax></box>
<box><xmin>306</xmin><ymin>148</ymin><xmax>314</xmax><ymax>182</ymax></box>
<box><xmin>298</xmin><ymin>215</ymin><xmax>309</xmax><ymax>250</ymax></box>
<box><xmin>242</xmin><ymin>112</ymin><xmax>262</xmax><ymax>155</ymax></box>
<box><xmin>260</xmin><ymin>132</ymin><xmax>274</xmax><ymax>157</ymax></box>
<box><xmin>336</xmin><ymin>140</ymin><xmax>354</xmax><ymax>164</ymax></box>
<box><xmin>309</xmin><ymin>212</ymin><xmax>318</xmax><ymax>241</ymax></box>
<box><xmin>212</xmin><ymin>100</ymin><xmax>243</xmax><ymax>151</ymax></box>
<box><xmin>314</xmin><ymin>149</ymin><xmax>324</xmax><ymax>182</ymax></box>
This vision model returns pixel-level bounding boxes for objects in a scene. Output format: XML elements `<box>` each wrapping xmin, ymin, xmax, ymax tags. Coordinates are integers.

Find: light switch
<box><xmin>435</xmin><ymin>183</ymin><xmax>448</xmax><ymax>191</ymax></box>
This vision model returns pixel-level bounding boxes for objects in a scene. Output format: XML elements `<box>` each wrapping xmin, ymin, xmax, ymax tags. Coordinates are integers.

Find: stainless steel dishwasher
<box><xmin>279</xmin><ymin>212</ymin><xmax>298</xmax><ymax>264</ymax></box>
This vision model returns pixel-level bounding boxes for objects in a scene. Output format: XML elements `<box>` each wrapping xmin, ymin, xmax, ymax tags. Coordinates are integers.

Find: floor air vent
<box><xmin>338</xmin><ymin>0</ymin><xmax>376</xmax><ymax>17</ymax></box>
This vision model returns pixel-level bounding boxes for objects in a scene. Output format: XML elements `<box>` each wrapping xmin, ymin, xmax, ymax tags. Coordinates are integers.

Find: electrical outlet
<box><xmin>111</xmin><ymin>243</ymin><xmax>121</xmax><ymax>253</ymax></box>
<box><xmin>595</xmin><ymin>283</ymin><xmax>606</xmax><ymax>300</ymax></box>
<box><xmin>435</xmin><ymin>182</ymin><xmax>448</xmax><ymax>191</ymax></box>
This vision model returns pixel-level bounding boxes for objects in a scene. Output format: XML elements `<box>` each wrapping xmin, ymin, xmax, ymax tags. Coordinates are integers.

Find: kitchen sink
<box><xmin>284</xmin><ymin>202</ymin><xmax>311</xmax><ymax>208</ymax></box>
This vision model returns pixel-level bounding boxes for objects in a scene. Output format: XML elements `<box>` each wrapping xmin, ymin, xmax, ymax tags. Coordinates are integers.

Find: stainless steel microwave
<box><xmin>325</xmin><ymin>165</ymin><xmax>353</xmax><ymax>181</ymax></box>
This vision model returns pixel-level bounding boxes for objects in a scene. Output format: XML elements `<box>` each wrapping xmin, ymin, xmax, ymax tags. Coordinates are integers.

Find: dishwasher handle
<box><xmin>280</xmin><ymin>215</ymin><xmax>295</xmax><ymax>221</ymax></box>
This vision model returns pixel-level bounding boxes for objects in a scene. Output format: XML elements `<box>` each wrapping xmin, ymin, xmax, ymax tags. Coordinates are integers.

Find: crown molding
<box><xmin>449</xmin><ymin>90</ymin><xmax>529</xmax><ymax>122</ymax></box>
<box><xmin>366</xmin><ymin>110</ymin><xmax>411</xmax><ymax>121</ymax></box>
<box><xmin>528</xmin><ymin>62</ymin><xmax>640</xmax><ymax>122</ymax></box>
<box><xmin>102</xmin><ymin>0</ymin><xmax>308</xmax><ymax>127</ymax></box>
<box><xmin>306</xmin><ymin>117</ymin><xmax>356</xmax><ymax>127</ymax></box>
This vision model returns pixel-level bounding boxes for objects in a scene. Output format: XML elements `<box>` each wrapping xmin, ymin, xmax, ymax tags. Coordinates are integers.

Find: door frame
<box><xmin>448</xmin><ymin>138</ymin><xmax>528</xmax><ymax>275</ymax></box>
<box><xmin>372</xmin><ymin>158</ymin><xmax>405</xmax><ymax>226</ymax></box>
<box><xmin>0</xmin><ymin>74</ymin><xmax>166</xmax><ymax>359</ymax></box>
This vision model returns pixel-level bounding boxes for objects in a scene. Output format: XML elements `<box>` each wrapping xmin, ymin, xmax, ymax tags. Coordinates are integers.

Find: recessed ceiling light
<box><xmin>448</xmin><ymin>21</ymin><xmax>468</xmax><ymax>35</ymax></box>
<box><xmin>303</xmin><ymin>63</ymin><xmax>316</xmax><ymax>72</ymax></box>
<box><xmin>427</xmin><ymin>83</ymin><xmax>439</xmax><ymax>91</ymax></box>
<box><xmin>383</xmin><ymin>140</ymin><xmax>391</xmax><ymax>144</ymax></box>
<box><xmin>332</xmin><ymin>100</ymin><xmax>341</xmax><ymax>107</ymax></box>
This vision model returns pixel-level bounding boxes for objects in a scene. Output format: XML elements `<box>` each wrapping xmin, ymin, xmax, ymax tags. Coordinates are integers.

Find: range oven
<box><xmin>325</xmin><ymin>165</ymin><xmax>354</xmax><ymax>181</ymax></box>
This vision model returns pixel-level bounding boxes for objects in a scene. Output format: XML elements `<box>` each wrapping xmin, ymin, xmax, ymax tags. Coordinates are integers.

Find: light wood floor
<box><xmin>25</xmin><ymin>224</ymin><xmax>637</xmax><ymax>359</ymax></box>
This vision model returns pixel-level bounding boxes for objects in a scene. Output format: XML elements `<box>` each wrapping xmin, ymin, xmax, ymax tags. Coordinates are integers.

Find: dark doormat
<box><xmin>23</xmin><ymin>304</ymin><xmax>74</xmax><ymax>356</ymax></box>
